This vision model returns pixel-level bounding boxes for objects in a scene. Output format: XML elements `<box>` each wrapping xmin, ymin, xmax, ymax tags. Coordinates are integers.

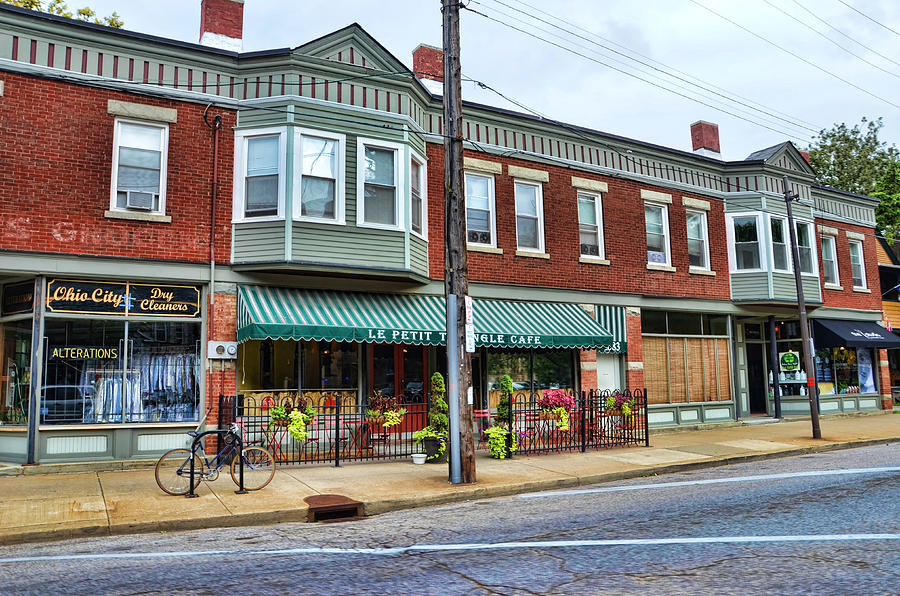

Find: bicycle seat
<box><xmin>187</xmin><ymin>430</ymin><xmax>200</xmax><ymax>438</ymax></box>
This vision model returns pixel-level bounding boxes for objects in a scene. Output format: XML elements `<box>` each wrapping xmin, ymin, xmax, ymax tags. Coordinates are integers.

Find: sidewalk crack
<box><xmin>96</xmin><ymin>472</ymin><xmax>111</xmax><ymax>532</ymax></box>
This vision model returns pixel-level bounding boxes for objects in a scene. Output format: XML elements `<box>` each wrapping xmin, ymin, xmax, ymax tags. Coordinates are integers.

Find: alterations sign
<box><xmin>46</xmin><ymin>279</ymin><xmax>200</xmax><ymax>318</ymax></box>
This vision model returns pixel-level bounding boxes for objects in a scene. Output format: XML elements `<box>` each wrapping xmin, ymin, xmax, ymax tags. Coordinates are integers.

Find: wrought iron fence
<box><xmin>217</xmin><ymin>388</ymin><xmax>647</xmax><ymax>466</ymax></box>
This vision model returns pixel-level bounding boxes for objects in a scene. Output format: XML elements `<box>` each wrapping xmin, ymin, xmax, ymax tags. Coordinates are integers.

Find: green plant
<box><xmin>366</xmin><ymin>390</ymin><xmax>407</xmax><ymax>428</ymax></box>
<box><xmin>286</xmin><ymin>403</ymin><xmax>316</xmax><ymax>442</ymax></box>
<box><xmin>269</xmin><ymin>405</ymin><xmax>288</xmax><ymax>421</ymax></box>
<box><xmin>484</xmin><ymin>424</ymin><xmax>513</xmax><ymax>459</ymax></box>
<box><xmin>413</xmin><ymin>372</ymin><xmax>449</xmax><ymax>461</ymax></box>
<box><xmin>495</xmin><ymin>374</ymin><xmax>513</xmax><ymax>425</ymax></box>
<box><xmin>413</xmin><ymin>426</ymin><xmax>447</xmax><ymax>461</ymax></box>
<box><xmin>605</xmin><ymin>392</ymin><xmax>636</xmax><ymax>416</ymax></box>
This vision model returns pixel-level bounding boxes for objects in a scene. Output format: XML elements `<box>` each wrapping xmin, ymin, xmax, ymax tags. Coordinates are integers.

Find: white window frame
<box><xmin>685</xmin><ymin>209</ymin><xmax>710</xmax><ymax>270</ymax></box>
<box><xmin>821</xmin><ymin>234</ymin><xmax>839</xmax><ymax>287</ymax></box>
<box><xmin>644</xmin><ymin>202</ymin><xmax>671</xmax><ymax>266</ymax></box>
<box><xmin>233</xmin><ymin>126</ymin><xmax>287</xmax><ymax>223</ymax></box>
<box><xmin>514</xmin><ymin>179</ymin><xmax>545</xmax><ymax>253</ymax></box>
<box><xmin>292</xmin><ymin>128</ymin><xmax>346</xmax><ymax>225</ymax></box>
<box><xmin>577</xmin><ymin>191</ymin><xmax>604</xmax><ymax>259</ymax></box>
<box><xmin>794</xmin><ymin>220</ymin><xmax>818</xmax><ymax>277</ymax></box>
<box><xmin>109</xmin><ymin>118</ymin><xmax>169</xmax><ymax>215</ymax></box>
<box><xmin>410</xmin><ymin>150</ymin><xmax>428</xmax><ymax>241</ymax></box>
<box><xmin>768</xmin><ymin>215</ymin><xmax>792</xmax><ymax>273</ymax></box>
<box><xmin>726</xmin><ymin>213</ymin><xmax>765</xmax><ymax>273</ymax></box>
<box><xmin>356</xmin><ymin>137</ymin><xmax>404</xmax><ymax>231</ymax></box>
<box><xmin>464</xmin><ymin>171</ymin><xmax>497</xmax><ymax>248</ymax></box>
<box><xmin>849</xmin><ymin>239</ymin><xmax>866</xmax><ymax>289</ymax></box>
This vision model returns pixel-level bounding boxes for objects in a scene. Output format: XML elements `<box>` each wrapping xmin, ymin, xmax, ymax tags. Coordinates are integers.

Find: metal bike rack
<box><xmin>186</xmin><ymin>429</ymin><xmax>246</xmax><ymax>498</ymax></box>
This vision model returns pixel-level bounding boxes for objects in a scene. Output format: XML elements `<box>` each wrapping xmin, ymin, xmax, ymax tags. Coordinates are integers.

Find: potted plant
<box><xmin>366</xmin><ymin>390</ymin><xmax>407</xmax><ymax>428</ymax></box>
<box><xmin>269</xmin><ymin>404</ymin><xmax>290</xmax><ymax>427</ymax></box>
<box><xmin>286</xmin><ymin>397</ymin><xmax>317</xmax><ymax>443</ymax></box>
<box><xmin>604</xmin><ymin>391</ymin><xmax>636</xmax><ymax>417</ymax></box>
<box><xmin>413</xmin><ymin>372</ymin><xmax>449</xmax><ymax>463</ymax></box>
<box><xmin>537</xmin><ymin>388</ymin><xmax>575</xmax><ymax>430</ymax></box>
<box><xmin>484</xmin><ymin>423</ymin><xmax>526</xmax><ymax>459</ymax></box>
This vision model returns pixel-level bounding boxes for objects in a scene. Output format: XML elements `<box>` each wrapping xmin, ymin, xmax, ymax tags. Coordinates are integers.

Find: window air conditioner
<box><xmin>125</xmin><ymin>191</ymin><xmax>155</xmax><ymax>211</ymax></box>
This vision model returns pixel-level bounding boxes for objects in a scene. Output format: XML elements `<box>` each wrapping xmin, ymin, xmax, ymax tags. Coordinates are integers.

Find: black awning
<box><xmin>813</xmin><ymin>319</ymin><xmax>900</xmax><ymax>349</ymax></box>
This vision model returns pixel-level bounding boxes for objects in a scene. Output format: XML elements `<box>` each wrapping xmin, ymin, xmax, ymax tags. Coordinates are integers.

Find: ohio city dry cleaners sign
<box><xmin>46</xmin><ymin>279</ymin><xmax>200</xmax><ymax>318</ymax></box>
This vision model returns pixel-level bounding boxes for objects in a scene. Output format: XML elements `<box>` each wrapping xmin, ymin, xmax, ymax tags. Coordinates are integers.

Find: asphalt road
<box><xmin>1</xmin><ymin>444</ymin><xmax>898</xmax><ymax>595</ymax></box>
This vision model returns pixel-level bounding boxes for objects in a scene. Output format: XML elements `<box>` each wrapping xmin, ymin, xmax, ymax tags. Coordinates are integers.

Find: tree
<box><xmin>807</xmin><ymin>117</ymin><xmax>899</xmax><ymax>196</ymax></box>
<box><xmin>874</xmin><ymin>162</ymin><xmax>900</xmax><ymax>242</ymax></box>
<box><xmin>1</xmin><ymin>0</ymin><xmax>123</xmax><ymax>28</ymax></box>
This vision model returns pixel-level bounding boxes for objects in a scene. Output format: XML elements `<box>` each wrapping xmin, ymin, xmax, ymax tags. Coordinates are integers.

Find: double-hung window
<box><xmin>821</xmin><ymin>235</ymin><xmax>839</xmax><ymax>285</ymax></box>
<box><xmin>686</xmin><ymin>210</ymin><xmax>709</xmax><ymax>269</ymax></box>
<box><xmin>731</xmin><ymin>215</ymin><xmax>761</xmax><ymax>270</ymax></box>
<box><xmin>111</xmin><ymin>119</ymin><xmax>168</xmax><ymax>214</ymax></box>
<box><xmin>358</xmin><ymin>139</ymin><xmax>401</xmax><ymax>229</ymax></box>
<box><xmin>410</xmin><ymin>153</ymin><xmax>427</xmax><ymax>238</ymax></box>
<box><xmin>795</xmin><ymin>221</ymin><xmax>815</xmax><ymax>274</ymax></box>
<box><xmin>465</xmin><ymin>172</ymin><xmax>495</xmax><ymax>246</ymax></box>
<box><xmin>645</xmin><ymin>203</ymin><xmax>670</xmax><ymax>265</ymax></box>
<box><xmin>236</xmin><ymin>129</ymin><xmax>285</xmax><ymax>220</ymax></box>
<box><xmin>577</xmin><ymin>192</ymin><xmax>604</xmax><ymax>258</ymax></box>
<box><xmin>849</xmin><ymin>240</ymin><xmax>866</xmax><ymax>288</ymax></box>
<box><xmin>296</xmin><ymin>130</ymin><xmax>345</xmax><ymax>223</ymax></box>
<box><xmin>515</xmin><ymin>180</ymin><xmax>544</xmax><ymax>252</ymax></box>
<box><xmin>770</xmin><ymin>217</ymin><xmax>789</xmax><ymax>271</ymax></box>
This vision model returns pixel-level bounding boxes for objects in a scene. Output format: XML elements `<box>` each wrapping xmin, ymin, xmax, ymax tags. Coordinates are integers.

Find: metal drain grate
<box><xmin>304</xmin><ymin>494</ymin><xmax>364</xmax><ymax>523</ymax></box>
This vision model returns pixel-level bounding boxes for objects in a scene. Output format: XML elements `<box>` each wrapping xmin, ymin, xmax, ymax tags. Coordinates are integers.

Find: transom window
<box><xmin>111</xmin><ymin>119</ymin><xmax>168</xmax><ymax>214</ymax></box>
<box><xmin>645</xmin><ymin>203</ymin><xmax>670</xmax><ymax>265</ymax></box>
<box><xmin>465</xmin><ymin>172</ymin><xmax>495</xmax><ymax>246</ymax></box>
<box><xmin>577</xmin><ymin>192</ymin><xmax>604</xmax><ymax>258</ymax></box>
<box><xmin>849</xmin><ymin>240</ymin><xmax>866</xmax><ymax>288</ymax></box>
<box><xmin>297</xmin><ymin>131</ymin><xmax>344</xmax><ymax>222</ymax></box>
<box><xmin>821</xmin><ymin>235</ymin><xmax>838</xmax><ymax>285</ymax></box>
<box><xmin>686</xmin><ymin>210</ymin><xmax>709</xmax><ymax>269</ymax></box>
<box><xmin>514</xmin><ymin>181</ymin><xmax>544</xmax><ymax>252</ymax></box>
<box><xmin>770</xmin><ymin>217</ymin><xmax>789</xmax><ymax>271</ymax></box>
<box><xmin>243</xmin><ymin>134</ymin><xmax>281</xmax><ymax>218</ymax></box>
<box><xmin>358</xmin><ymin>139</ymin><xmax>402</xmax><ymax>229</ymax></box>
<box><xmin>732</xmin><ymin>215</ymin><xmax>761</xmax><ymax>270</ymax></box>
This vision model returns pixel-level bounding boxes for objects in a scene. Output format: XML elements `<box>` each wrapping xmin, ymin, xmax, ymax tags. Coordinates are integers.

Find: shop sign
<box><xmin>367</xmin><ymin>328</ymin><xmax>446</xmax><ymax>343</ymax></box>
<box><xmin>49</xmin><ymin>345</ymin><xmax>120</xmax><ymax>360</ymax></box>
<box><xmin>779</xmin><ymin>351</ymin><xmax>800</xmax><ymax>372</ymax></box>
<box><xmin>46</xmin><ymin>279</ymin><xmax>200</xmax><ymax>318</ymax></box>
<box><xmin>1</xmin><ymin>281</ymin><xmax>34</xmax><ymax>316</ymax></box>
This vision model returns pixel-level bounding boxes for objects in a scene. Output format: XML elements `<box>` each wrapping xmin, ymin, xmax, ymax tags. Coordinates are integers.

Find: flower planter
<box><xmin>423</xmin><ymin>436</ymin><xmax>448</xmax><ymax>463</ymax></box>
<box><xmin>539</xmin><ymin>410</ymin><xmax>557</xmax><ymax>421</ymax></box>
<box><xmin>366</xmin><ymin>416</ymin><xmax>386</xmax><ymax>426</ymax></box>
<box><xmin>271</xmin><ymin>418</ymin><xmax>290</xmax><ymax>427</ymax></box>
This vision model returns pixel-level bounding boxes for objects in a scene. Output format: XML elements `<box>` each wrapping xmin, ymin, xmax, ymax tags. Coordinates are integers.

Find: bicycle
<box><xmin>155</xmin><ymin>422</ymin><xmax>275</xmax><ymax>496</ymax></box>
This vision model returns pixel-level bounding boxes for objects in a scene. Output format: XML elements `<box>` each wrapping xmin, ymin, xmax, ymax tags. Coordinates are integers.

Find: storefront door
<box><xmin>745</xmin><ymin>343</ymin><xmax>767</xmax><ymax>414</ymax></box>
<box><xmin>369</xmin><ymin>344</ymin><xmax>428</xmax><ymax>432</ymax></box>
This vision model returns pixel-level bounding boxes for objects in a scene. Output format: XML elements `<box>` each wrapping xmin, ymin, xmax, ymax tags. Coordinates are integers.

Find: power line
<box><xmin>478</xmin><ymin>0</ymin><xmax>821</xmax><ymax>135</ymax></box>
<box><xmin>689</xmin><ymin>0</ymin><xmax>900</xmax><ymax>110</ymax></box>
<box><xmin>835</xmin><ymin>0</ymin><xmax>900</xmax><ymax>39</ymax></box>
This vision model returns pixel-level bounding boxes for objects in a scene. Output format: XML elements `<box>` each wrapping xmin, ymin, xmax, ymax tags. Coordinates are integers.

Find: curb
<box><xmin>2</xmin><ymin>436</ymin><xmax>896</xmax><ymax>546</ymax></box>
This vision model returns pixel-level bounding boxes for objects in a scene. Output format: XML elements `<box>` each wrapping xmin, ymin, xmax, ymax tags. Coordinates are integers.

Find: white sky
<box><xmin>76</xmin><ymin>0</ymin><xmax>900</xmax><ymax>161</ymax></box>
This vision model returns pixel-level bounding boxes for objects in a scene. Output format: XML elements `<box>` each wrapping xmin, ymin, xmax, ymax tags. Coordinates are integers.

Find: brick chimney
<box><xmin>798</xmin><ymin>150</ymin><xmax>811</xmax><ymax>165</ymax></box>
<box><xmin>413</xmin><ymin>44</ymin><xmax>443</xmax><ymax>82</ymax></box>
<box><xmin>690</xmin><ymin>120</ymin><xmax>720</xmax><ymax>158</ymax></box>
<box><xmin>200</xmin><ymin>0</ymin><xmax>244</xmax><ymax>52</ymax></box>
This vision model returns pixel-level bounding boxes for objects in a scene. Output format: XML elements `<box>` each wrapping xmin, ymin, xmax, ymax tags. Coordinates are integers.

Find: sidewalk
<box><xmin>1</xmin><ymin>412</ymin><xmax>897</xmax><ymax>545</ymax></box>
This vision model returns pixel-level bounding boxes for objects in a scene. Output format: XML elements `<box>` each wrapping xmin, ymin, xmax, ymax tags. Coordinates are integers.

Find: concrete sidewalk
<box><xmin>1</xmin><ymin>412</ymin><xmax>897</xmax><ymax>545</ymax></box>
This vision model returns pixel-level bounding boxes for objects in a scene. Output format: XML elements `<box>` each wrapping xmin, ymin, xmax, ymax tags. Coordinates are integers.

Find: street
<box><xmin>0</xmin><ymin>444</ymin><xmax>898</xmax><ymax>595</ymax></box>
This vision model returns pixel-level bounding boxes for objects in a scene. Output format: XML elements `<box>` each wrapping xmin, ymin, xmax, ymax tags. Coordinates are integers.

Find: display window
<box><xmin>0</xmin><ymin>320</ymin><xmax>32</xmax><ymax>426</ymax></box>
<box><xmin>816</xmin><ymin>347</ymin><xmax>876</xmax><ymax>395</ymax></box>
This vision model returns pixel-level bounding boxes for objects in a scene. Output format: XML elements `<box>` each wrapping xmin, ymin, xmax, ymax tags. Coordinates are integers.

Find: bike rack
<box><xmin>186</xmin><ymin>429</ymin><xmax>246</xmax><ymax>498</ymax></box>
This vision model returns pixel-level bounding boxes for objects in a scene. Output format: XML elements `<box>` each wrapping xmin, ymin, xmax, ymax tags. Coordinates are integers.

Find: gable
<box><xmin>761</xmin><ymin>143</ymin><xmax>815</xmax><ymax>176</ymax></box>
<box><xmin>294</xmin><ymin>24</ymin><xmax>409</xmax><ymax>74</ymax></box>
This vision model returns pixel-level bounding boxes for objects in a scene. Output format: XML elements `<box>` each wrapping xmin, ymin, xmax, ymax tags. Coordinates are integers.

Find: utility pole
<box><xmin>442</xmin><ymin>0</ymin><xmax>476</xmax><ymax>483</ymax></box>
<box><xmin>782</xmin><ymin>176</ymin><xmax>822</xmax><ymax>439</ymax></box>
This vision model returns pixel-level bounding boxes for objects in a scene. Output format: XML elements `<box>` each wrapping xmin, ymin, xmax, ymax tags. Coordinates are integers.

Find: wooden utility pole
<box><xmin>442</xmin><ymin>0</ymin><xmax>476</xmax><ymax>483</ymax></box>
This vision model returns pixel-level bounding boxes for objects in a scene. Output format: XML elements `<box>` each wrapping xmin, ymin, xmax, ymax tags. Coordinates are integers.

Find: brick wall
<box><xmin>0</xmin><ymin>71</ymin><xmax>234</xmax><ymax>264</ymax></box>
<box><xmin>426</xmin><ymin>144</ymin><xmax>731</xmax><ymax>300</ymax></box>
<box><xmin>816</xmin><ymin>218</ymin><xmax>881</xmax><ymax>312</ymax></box>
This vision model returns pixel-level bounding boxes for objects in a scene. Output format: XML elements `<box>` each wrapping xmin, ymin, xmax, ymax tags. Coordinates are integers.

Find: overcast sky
<box><xmin>77</xmin><ymin>0</ymin><xmax>900</xmax><ymax>161</ymax></box>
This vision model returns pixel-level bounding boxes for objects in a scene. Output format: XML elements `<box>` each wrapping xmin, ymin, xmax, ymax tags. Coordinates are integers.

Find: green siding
<box><xmin>731</xmin><ymin>272</ymin><xmax>769</xmax><ymax>300</ymax></box>
<box><xmin>410</xmin><ymin>235</ymin><xmax>429</xmax><ymax>276</ymax></box>
<box><xmin>292</xmin><ymin>224</ymin><xmax>405</xmax><ymax>268</ymax></box>
<box><xmin>233</xmin><ymin>222</ymin><xmax>286</xmax><ymax>263</ymax></box>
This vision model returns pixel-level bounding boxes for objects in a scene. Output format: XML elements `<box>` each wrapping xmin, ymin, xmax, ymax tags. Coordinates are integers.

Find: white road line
<box><xmin>2</xmin><ymin>534</ymin><xmax>900</xmax><ymax>563</ymax></box>
<box><xmin>518</xmin><ymin>466</ymin><xmax>900</xmax><ymax>499</ymax></box>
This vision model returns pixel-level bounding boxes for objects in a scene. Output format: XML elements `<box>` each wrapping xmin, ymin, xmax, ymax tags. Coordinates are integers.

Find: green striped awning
<box><xmin>597</xmin><ymin>305</ymin><xmax>627</xmax><ymax>352</ymax></box>
<box><xmin>237</xmin><ymin>286</ymin><xmax>615</xmax><ymax>349</ymax></box>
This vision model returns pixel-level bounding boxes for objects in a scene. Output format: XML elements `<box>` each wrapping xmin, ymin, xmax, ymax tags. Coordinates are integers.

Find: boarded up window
<box><xmin>641</xmin><ymin>335</ymin><xmax>732</xmax><ymax>403</ymax></box>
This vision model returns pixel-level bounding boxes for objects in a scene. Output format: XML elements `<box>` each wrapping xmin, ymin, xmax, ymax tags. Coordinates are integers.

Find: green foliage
<box><xmin>874</xmin><ymin>162</ymin><xmax>900</xmax><ymax>242</ymax></box>
<box><xmin>428</xmin><ymin>372</ymin><xmax>448</xmax><ymax>434</ymax></box>
<box><xmin>412</xmin><ymin>426</ymin><xmax>446</xmax><ymax>461</ymax></box>
<box><xmin>807</xmin><ymin>117</ymin><xmax>899</xmax><ymax>196</ymax></box>
<box><xmin>286</xmin><ymin>406</ymin><xmax>315</xmax><ymax>443</ymax></box>
<box><xmin>484</xmin><ymin>424</ymin><xmax>514</xmax><ymax>459</ymax></box>
<box><xmin>366</xmin><ymin>390</ymin><xmax>406</xmax><ymax>428</ymax></box>
<box><xmin>2</xmin><ymin>0</ymin><xmax>124</xmax><ymax>28</ymax></box>
<box><xmin>495</xmin><ymin>374</ymin><xmax>513</xmax><ymax>425</ymax></box>
<box><xmin>269</xmin><ymin>405</ymin><xmax>288</xmax><ymax>421</ymax></box>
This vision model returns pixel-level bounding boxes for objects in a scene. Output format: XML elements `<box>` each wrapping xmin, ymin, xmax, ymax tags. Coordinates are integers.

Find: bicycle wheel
<box><xmin>231</xmin><ymin>446</ymin><xmax>275</xmax><ymax>491</ymax></box>
<box><xmin>155</xmin><ymin>448</ymin><xmax>204</xmax><ymax>496</ymax></box>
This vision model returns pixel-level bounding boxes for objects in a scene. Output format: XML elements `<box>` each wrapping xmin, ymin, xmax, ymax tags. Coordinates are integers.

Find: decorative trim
<box><xmin>846</xmin><ymin>231</ymin><xmax>865</xmax><ymax>241</ymax></box>
<box><xmin>853</xmin><ymin>287</ymin><xmax>872</xmax><ymax>293</ymax></box>
<box><xmin>508</xmin><ymin>164</ymin><xmax>549</xmax><ymax>182</ymax></box>
<box><xmin>627</xmin><ymin>361</ymin><xmax>644</xmax><ymax>371</ymax></box>
<box><xmin>682</xmin><ymin>197</ymin><xmax>710</xmax><ymax>211</ymax></box>
<box><xmin>689</xmin><ymin>267</ymin><xmax>716</xmax><ymax>276</ymax></box>
<box><xmin>626</xmin><ymin>307</ymin><xmax>641</xmax><ymax>317</ymax></box>
<box><xmin>107</xmin><ymin>100</ymin><xmax>177</xmax><ymax>123</ymax></box>
<box><xmin>571</xmin><ymin>176</ymin><xmax>608</xmax><ymax>193</ymax></box>
<box><xmin>468</xmin><ymin>245</ymin><xmax>503</xmax><ymax>255</ymax></box>
<box><xmin>579</xmin><ymin>256</ymin><xmax>610</xmax><ymax>265</ymax></box>
<box><xmin>0</xmin><ymin>80</ymin><xmax>4</xmax><ymax>97</ymax></box>
<box><xmin>515</xmin><ymin>250</ymin><xmax>550</xmax><ymax>259</ymax></box>
<box><xmin>104</xmin><ymin>210</ymin><xmax>172</xmax><ymax>223</ymax></box>
<box><xmin>824</xmin><ymin>283</ymin><xmax>843</xmax><ymax>291</ymax></box>
<box><xmin>817</xmin><ymin>224</ymin><xmax>838</xmax><ymax>236</ymax></box>
<box><xmin>641</xmin><ymin>189</ymin><xmax>672</xmax><ymax>204</ymax></box>
<box><xmin>646</xmin><ymin>263</ymin><xmax>676</xmax><ymax>272</ymax></box>
<box><xmin>463</xmin><ymin>157</ymin><xmax>502</xmax><ymax>174</ymax></box>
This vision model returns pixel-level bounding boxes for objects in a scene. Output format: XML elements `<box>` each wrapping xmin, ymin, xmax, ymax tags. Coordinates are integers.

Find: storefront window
<box><xmin>484</xmin><ymin>349</ymin><xmax>576</xmax><ymax>409</ymax></box>
<box><xmin>129</xmin><ymin>322</ymin><xmax>200</xmax><ymax>423</ymax></box>
<box><xmin>816</xmin><ymin>347</ymin><xmax>876</xmax><ymax>395</ymax></box>
<box><xmin>0</xmin><ymin>320</ymin><xmax>32</xmax><ymax>426</ymax></box>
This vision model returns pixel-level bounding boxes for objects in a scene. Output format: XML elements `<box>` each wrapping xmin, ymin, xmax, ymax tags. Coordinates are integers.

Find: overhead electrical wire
<box><xmin>835</xmin><ymin>0</ymin><xmax>900</xmax><ymax>39</ymax></box>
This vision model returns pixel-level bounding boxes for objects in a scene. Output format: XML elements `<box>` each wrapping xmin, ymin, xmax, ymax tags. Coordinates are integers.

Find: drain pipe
<box><xmin>203</xmin><ymin>106</ymin><xmax>223</xmax><ymax>322</ymax></box>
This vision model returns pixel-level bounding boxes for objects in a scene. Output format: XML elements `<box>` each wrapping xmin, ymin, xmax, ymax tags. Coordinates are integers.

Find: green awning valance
<box><xmin>237</xmin><ymin>286</ymin><xmax>615</xmax><ymax>350</ymax></box>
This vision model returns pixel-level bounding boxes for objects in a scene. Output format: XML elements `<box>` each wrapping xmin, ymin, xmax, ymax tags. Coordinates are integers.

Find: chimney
<box><xmin>690</xmin><ymin>120</ymin><xmax>720</xmax><ymax>158</ymax></box>
<box><xmin>200</xmin><ymin>0</ymin><xmax>244</xmax><ymax>52</ymax></box>
<box><xmin>412</xmin><ymin>44</ymin><xmax>443</xmax><ymax>82</ymax></box>
<box><xmin>798</xmin><ymin>150</ymin><xmax>811</xmax><ymax>165</ymax></box>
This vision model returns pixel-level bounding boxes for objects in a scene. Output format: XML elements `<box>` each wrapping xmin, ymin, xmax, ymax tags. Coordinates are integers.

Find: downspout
<box><xmin>203</xmin><ymin>106</ymin><xmax>223</xmax><ymax>327</ymax></box>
